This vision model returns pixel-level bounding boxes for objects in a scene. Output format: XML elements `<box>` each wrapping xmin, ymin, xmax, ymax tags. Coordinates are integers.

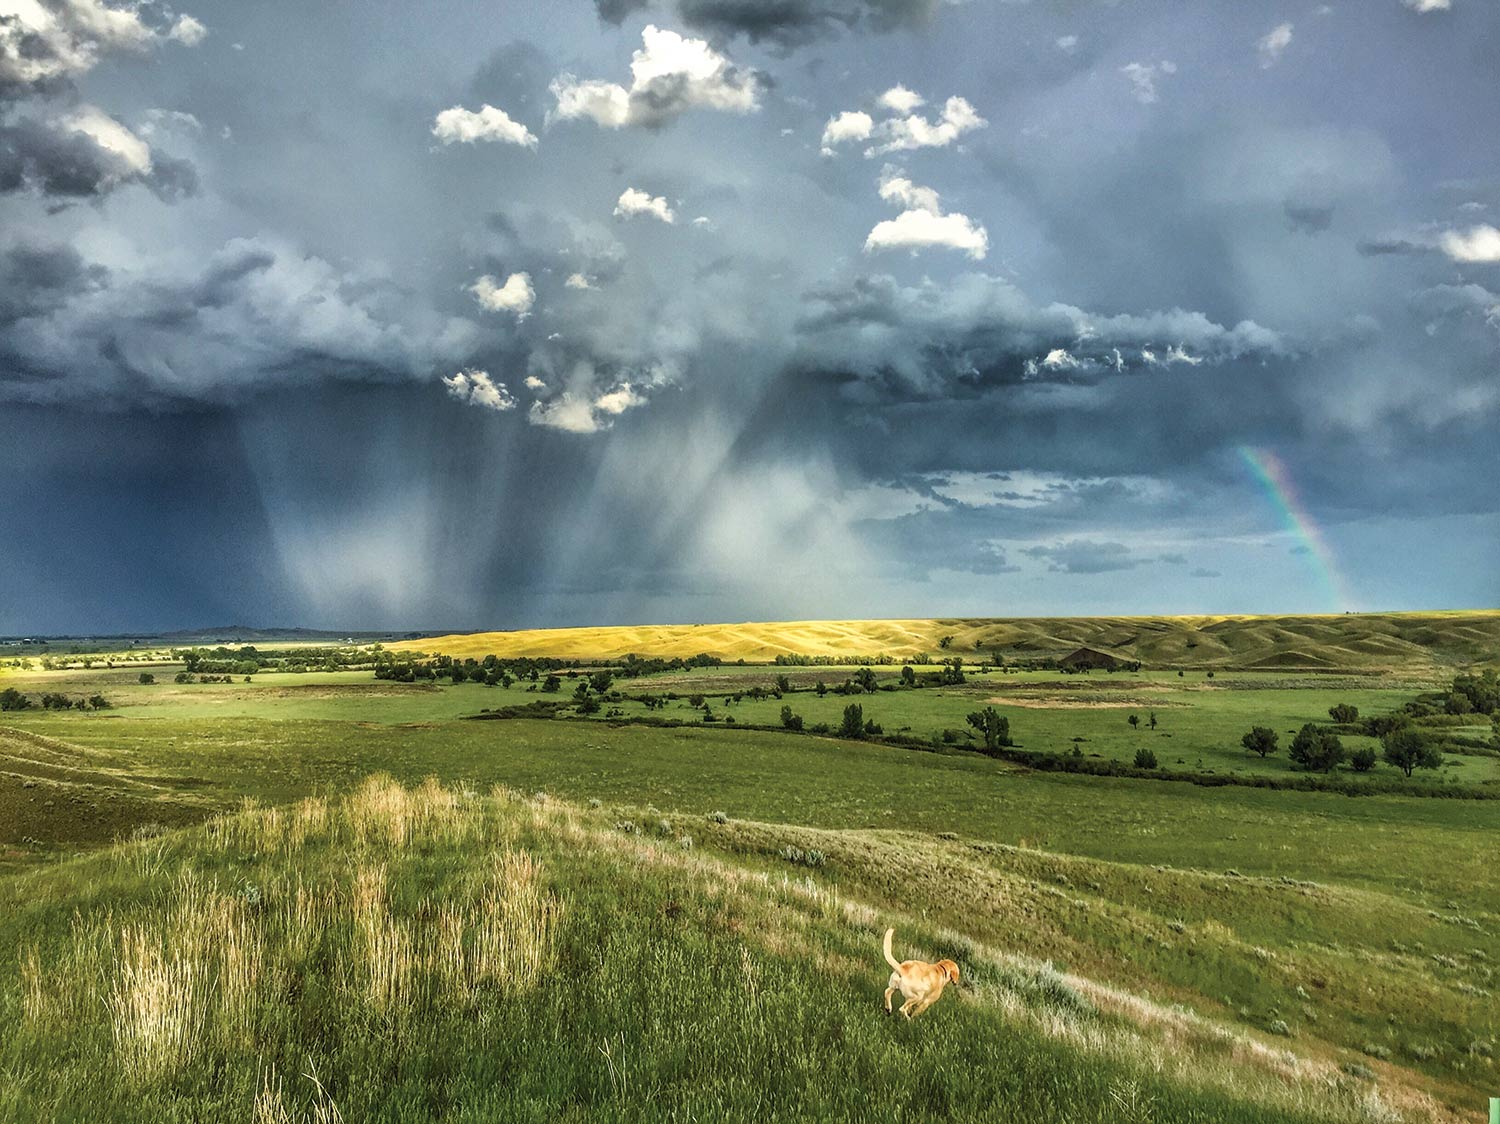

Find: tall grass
<box><xmin>0</xmin><ymin>778</ymin><xmax>1469</xmax><ymax>1123</ymax></box>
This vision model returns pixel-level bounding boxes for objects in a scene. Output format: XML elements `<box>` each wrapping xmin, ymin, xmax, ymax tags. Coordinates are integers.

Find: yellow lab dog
<box><xmin>883</xmin><ymin>928</ymin><xmax>960</xmax><ymax>1018</ymax></box>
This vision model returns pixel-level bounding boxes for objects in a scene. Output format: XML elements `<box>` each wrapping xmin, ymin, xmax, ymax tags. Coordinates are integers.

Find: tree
<box><xmin>854</xmin><ymin>667</ymin><xmax>877</xmax><ymax>693</ymax></box>
<box><xmin>541</xmin><ymin>675</ymin><xmax>561</xmax><ymax>693</ymax></box>
<box><xmin>590</xmin><ymin>670</ymin><xmax>614</xmax><ymax>693</ymax></box>
<box><xmin>138</xmin><ymin>672</ymin><xmax>155</xmax><ymax>685</ymax></box>
<box><xmin>1133</xmin><ymin>747</ymin><xmax>1158</xmax><ymax>769</ymax></box>
<box><xmin>900</xmin><ymin>665</ymin><xmax>916</xmax><ymax>687</ymax></box>
<box><xmin>839</xmin><ymin>703</ymin><xmax>865</xmax><ymax>739</ymax></box>
<box><xmin>0</xmin><ymin>687</ymin><xmax>29</xmax><ymax>711</ymax></box>
<box><xmin>1127</xmin><ymin>713</ymin><xmax>1140</xmax><ymax>730</ymax></box>
<box><xmin>1241</xmin><ymin>726</ymin><xmax>1279</xmax><ymax>758</ymax></box>
<box><xmin>939</xmin><ymin>635</ymin><xmax>954</xmax><ymax>649</ymax></box>
<box><xmin>1328</xmin><ymin>703</ymin><xmax>1359</xmax><ymax>724</ymax></box>
<box><xmin>780</xmin><ymin>705</ymin><xmax>803</xmax><ymax>731</ymax></box>
<box><xmin>775</xmin><ymin>675</ymin><xmax>791</xmax><ymax>694</ymax></box>
<box><xmin>1148</xmin><ymin>711</ymin><xmax>1158</xmax><ymax>730</ymax></box>
<box><xmin>815</xmin><ymin>680</ymin><xmax>828</xmax><ymax>697</ymax></box>
<box><xmin>1349</xmin><ymin>747</ymin><xmax>1377</xmax><ymax>772</ymax></box>
<box><xmin>1382</xmin><ymin>727</ymin><xmax>1441</xmax><ymax>778</ymax></box>
<box><xmin>965</xmin><ymin>706</ymin><xmax>1012</xmax><ymax>753</ymax></box>
<box><xmin>576</xmin><ymin>696</ymin><xmax>600</xmax><ymax>715</ymax></box>
<box><xmin>1289</xmin><ymin>723</ymin><xmax>1344</xmax><ymax>772</ymax></box>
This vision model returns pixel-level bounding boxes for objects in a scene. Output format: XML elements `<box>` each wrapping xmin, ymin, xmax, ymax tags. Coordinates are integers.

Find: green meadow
<box><xmin>1</xmin><ymin>619</ymin><xmax>1497</xmax><ymax>1122</ymax></box>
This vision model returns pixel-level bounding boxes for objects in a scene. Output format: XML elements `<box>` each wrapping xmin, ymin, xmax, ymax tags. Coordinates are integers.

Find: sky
<box><xmin>1</xmin><ymin>0</ymin><xmax>1497</xmax><ymax>634</ymax></box>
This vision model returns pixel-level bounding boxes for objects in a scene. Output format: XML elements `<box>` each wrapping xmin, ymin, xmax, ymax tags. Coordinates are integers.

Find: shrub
<box><xmin>1241</xmin><ymin>726</ymin><xmax>1279</xmax><ymax>757</ymax></box>
<box><xmin>1289</xmin><ymin>723</ymin><xmax>1344</xmax><ymax>772</ymax></box>
<box><xmin>707</xmin><ymin>810</ymin><xmax>728</xmax><ymax>824</ymax></box>
<box><xmin>1329</xmin><ymin>703</ymin><xmax>1359</xmax><ymax>724</ymax></box>
<box><xmin>1268</xmin><ymin>1019</ymin><xmax>1291</xmax><ymax>1037</ymax></box>
<box><xmin>137</xmin><ymin>673</ymin><xmax>155</xmax><ymax>685</ymax></box>
<box><xmin>779</xmin><ymin>705</ymin><xmax>803</xmax><ymax>731</ymax></box>
<box><xmin>1133</xmin><ymin>748</ymin><xmax>1158</xmax><ymax>769</ymax></box>
<box><xmin>0</xmin><ymin>687</ymin><xmax>30</xmax><ymax>711</ymax></box>
<box><xmin>839</xmin><ymin>703</ymin><xmax>865</xmax><ymax>739</ymax></box>
<box><xmin>778</xmin><ymin>845</ymin><xmax>827</xmax><ymax>869</ymax></box>
<box><xmin>1349</xmin><ymin>747</ymin><xmax>1377</xmax><ymax>772</ymax></box>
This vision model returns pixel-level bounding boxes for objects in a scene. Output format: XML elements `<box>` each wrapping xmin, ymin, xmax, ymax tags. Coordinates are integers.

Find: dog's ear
<box><xmin>941</xmin><ymin>960</ymin><xmax>960</xmax><ymax>984</ymax></box>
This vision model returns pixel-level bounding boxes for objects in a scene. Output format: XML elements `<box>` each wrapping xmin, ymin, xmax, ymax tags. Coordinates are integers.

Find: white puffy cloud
<box><xmin>564</xmin><ymin>272</ymin><xmax>595</xmax><ymax>289</ymax></box>
<box><xmin>431</xmin><ymin>104</ymin><xmax>538</xmax><ymax>148</ymax></box>
<box><xmin>819</xmin><ymin>110</ymin><xmax>873</xmax><ymax>155</ymax></box>
<box><xmin>1258</xmin><ymin>23</ymin><xmax>1293</xmax><ymax>67</ymax></box>
<box><xmin>594</xmin><ymin>383</ymin><xmax>647</xmax><ymax>415</ymax></box>
<box><xmin>549</xmin><ymin>25</ymin><xmax>761</xmax><ymax>130</ymax></box>
<box><xmin>0</xmin><ymin>0</ymin><xmax>204</xmax><ymax>90</ymax></box>
<box><xmin>868</xmin><ymin>96</ymin><xmax>985</xmax><ymax>156</ymax></box>
<box><xmin>1055</xmin><ymin>34</ymin><xmax>1079</xmax><ymax>53</ymax></box>
<box><xmin>614</xmin><ymin>187</ymin><xmax>675</xmax><ymax>224</ymax></box>
<box><xmin>820</xmin><ymin>88</ymin><xmax>985</xmax><ymax>157</ymax></box>
<box><xmin>524</xmin><ymin>354</ymin><xmax>674</xmax><ymax>434</ymax></box>
<box><xmin>469</xmin><ymin>272</ymin><xmax>535</xmax><ymax>317</ymax></box>
<box><xmin>167</xmin><ymin>15</ymin><xmax>207</xmax><ymax>46</ymax></box>
<box><xmin>876</xmin><ymin>85</ymin><xmax>924</xmax><ymax>114</ymax></box>
<box><xmin>1120</xmin><ymin>60</ymin><xmax>1177</xmax><ymax>104</ymax></box>
<box><xmin>864</xmin><ymin>168</ymin><xmax>988</xmax><ymax>260</ymax></box>
<box><xmin>877</xmin><ymin>171</ymin><xmax>941</xmax><ymax>214</ymax></box>
<box><xmin>1403</xmin><ymin>0</ymin><xmax>1450</xmax><ymax>10</ymax></box>
<box><xmin>442</xmin><ymin>369</ymin><xmax>516</xmax><ymax>411</ymax></box>
<box><xmin>1440</xmin><ymin>225</ymin><xmax>1500</xmax><ymax>263</ymax></box>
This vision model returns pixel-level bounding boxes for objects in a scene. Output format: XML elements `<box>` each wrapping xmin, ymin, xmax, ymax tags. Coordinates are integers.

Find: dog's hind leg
<box><xmin>883</xmin><ymin>985</ymin><xmax>896</xmax><ymax>1014</ymax></box>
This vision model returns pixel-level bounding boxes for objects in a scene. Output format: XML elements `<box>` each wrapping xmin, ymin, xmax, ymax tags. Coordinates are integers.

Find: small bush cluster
<box><xmin>778</xmin><ymin>845</ymin><xmax>826</xmax><ymax>869</ymax></box>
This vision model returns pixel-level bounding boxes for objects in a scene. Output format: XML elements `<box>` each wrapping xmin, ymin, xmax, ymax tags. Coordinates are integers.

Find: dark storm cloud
<box><xmin>0</xmin><ymin>237</ymin><xmax>479</xmax><ymax>405</ymax></box>
<box><xmin>594</xmin><ymin>0</ymin><xmax>939</xmax><ymax>47</ymax></box>
<box><xmin>0</xmin><ymin>241</ymin><xmax>105</xmax><ymax>322</ymax></box>
<box><xmin>0</xmin><ymin>114</ymin><xmax>197</xmax><ymax>199</ymax></box>
<box><xmin>792</xmin><ymin>273</ymin><xmax>1285</xmax><ymax>401</ymax></box>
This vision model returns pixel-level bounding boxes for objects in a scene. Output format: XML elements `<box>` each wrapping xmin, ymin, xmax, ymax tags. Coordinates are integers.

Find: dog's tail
<box><xmin>882</xmin><ymin>927</ymin><xmax>903</xmax><ymax>973</ymax></box>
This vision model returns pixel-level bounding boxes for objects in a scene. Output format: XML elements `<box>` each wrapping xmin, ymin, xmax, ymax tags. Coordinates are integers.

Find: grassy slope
<box><xmin>0</xmin><ymin>779</ymin><xmax>1470</xmax><ymax>1124</ymax></box>
<box><xmin>388</xmin><ymin>611</ymin><xmax>1500</xmax><ymax>668</ymax></box>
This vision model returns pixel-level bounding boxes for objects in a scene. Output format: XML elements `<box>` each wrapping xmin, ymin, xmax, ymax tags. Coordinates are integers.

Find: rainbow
<box><xmin>1237</xmin><ymin>446</ymin><xmax>1352</xmax><ymax>612</ymax></box>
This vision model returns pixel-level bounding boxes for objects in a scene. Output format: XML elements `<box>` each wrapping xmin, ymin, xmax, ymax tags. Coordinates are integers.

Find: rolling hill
<box><xmin>389</xmin><ymin>610</ymin><xmax>1500</xmax><ymax>669</ymax></box>
<box><xmin>1</xmin><ymin>777</ymin><xmax>1472</xmax><ymax>1123</ymax></box>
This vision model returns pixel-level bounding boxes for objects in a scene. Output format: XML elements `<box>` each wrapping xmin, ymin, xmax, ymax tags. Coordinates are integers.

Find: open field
<box><xmin>388</xmin><ymin>610</ymin><xmax>1500</xmax><ymax>669</ymax></box>
<box><xmin>1</xmin><ymin>621</ymin><xmax>1496</xmax><ymax>1122</ymax></box>
<box><xmin>4</xmin><ymin>661</ymin><xmax>1495</xmax><ymax>788</ymax></box>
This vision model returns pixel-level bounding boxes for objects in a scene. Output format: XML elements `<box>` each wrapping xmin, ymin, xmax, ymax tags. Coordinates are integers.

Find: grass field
<box><xmin>388</xmin><ymin>610</ymin><xmax>1500</xmax><ymax>669</ymax></box>
<box><xmin>1</xmin><ymin>620</ymin><xmax>1497</xmax><ymax>1122</ymax></box>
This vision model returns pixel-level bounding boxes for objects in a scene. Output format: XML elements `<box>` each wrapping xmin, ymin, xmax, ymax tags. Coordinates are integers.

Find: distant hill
<box><xmin>388</xmin><ymin>610</ymin><xmax>1500</xmax><ymax>670</ymax></box>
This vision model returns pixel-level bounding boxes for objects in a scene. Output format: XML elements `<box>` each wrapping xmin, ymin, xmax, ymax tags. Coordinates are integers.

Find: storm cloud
<box><xmin>0</xmin><ymin>0</ymin><xmax>1496</xmax><ymax>632</ymax></box>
